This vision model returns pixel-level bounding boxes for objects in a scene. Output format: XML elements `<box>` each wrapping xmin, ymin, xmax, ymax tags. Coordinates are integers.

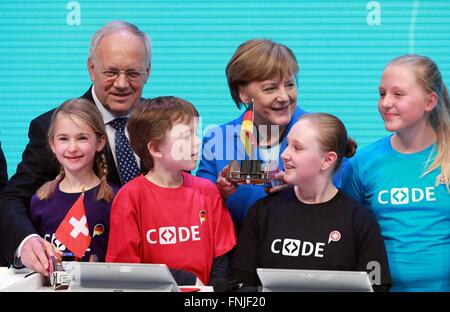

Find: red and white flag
<box><xmin>55</xmin><ymin>193</ymin><xmax>91</xmax><ymax>258</ymax></box>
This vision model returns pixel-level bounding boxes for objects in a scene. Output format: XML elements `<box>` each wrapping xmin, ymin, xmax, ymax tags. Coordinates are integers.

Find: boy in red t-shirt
<box><xmin>106</xmin><ymin>96</ymin><xmax>236</xmax><ymax>286</ymax></box>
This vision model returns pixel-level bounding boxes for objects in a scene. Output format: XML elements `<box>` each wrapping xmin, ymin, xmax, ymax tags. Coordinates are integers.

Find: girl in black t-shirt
<box><xmin>232</xmin><ymin>113</ymin><xmax>391</xmax><ymax>292</ymax></box>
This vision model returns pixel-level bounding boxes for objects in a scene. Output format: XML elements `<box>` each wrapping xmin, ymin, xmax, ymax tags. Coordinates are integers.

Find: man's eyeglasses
<box><xmin>101</xmin><ymin>70</ymin><xmax>146</xmax><ymax>82</ymax></box>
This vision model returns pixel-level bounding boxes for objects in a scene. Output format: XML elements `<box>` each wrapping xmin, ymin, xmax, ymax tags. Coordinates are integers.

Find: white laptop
<box><xmin>63</xmin><ymin>262</ymin><xmax>179</xmax><ymax>292</ymax></box>
<box><xmin>257</xmin><ymin>268</ymin><xmax>373</xmax><ymax>292</ymax></box>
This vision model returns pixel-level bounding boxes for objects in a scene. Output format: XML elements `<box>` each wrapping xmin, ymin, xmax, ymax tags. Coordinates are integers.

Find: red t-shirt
<box><xmin>106</xmin><ymin>172</ymin><xmax>236</xmax><ymax>284</ymax></box>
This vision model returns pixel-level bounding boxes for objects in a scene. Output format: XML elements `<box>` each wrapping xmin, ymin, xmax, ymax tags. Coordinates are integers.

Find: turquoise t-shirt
<box><xmin>342</xmin><ymin>136</ymin><xmax>450</xmax><ymax>292</ymax></box>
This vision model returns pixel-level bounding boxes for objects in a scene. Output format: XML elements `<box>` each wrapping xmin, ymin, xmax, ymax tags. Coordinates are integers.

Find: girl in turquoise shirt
<box><xmin>342</xmin><ymin>55</ymin><xmax>450</xmax><ymax>291</ymax></box>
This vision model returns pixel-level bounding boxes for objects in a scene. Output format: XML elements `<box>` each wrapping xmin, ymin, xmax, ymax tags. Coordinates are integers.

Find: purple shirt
<box><xmin>29</xmin><ymin>184</ymin><xmax>117</xmax><ymax>261</ymax></box>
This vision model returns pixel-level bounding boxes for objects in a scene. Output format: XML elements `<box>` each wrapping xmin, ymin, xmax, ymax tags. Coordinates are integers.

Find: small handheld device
<box><xmin>226</xmin><ymin>160</ymin><xmax>277</xmax><ymax>185</ymax></box>
<box><xmin>48</xmin><ymin>256</ymin><xmax>71</xmax><ymax>290</ymax></box>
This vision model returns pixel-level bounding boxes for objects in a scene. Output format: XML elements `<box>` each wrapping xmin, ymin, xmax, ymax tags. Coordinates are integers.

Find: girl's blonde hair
<box><xmin>36</xmin><ymin>98</ymin><xmax>113</xmax><ymax>201</ymax></box>
<box><xmin>388</xmin><ymin>55</ymin><xmax>450</xmax><ymax>191</ymax></box>
<box><xmin>299</xmin><ymin>113</ymin><xmax>357</xmax><ymax>172</ymax></box>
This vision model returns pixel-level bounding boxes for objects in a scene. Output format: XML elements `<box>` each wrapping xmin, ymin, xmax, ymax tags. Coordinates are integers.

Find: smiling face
<box><xmin>238</xmin><ymin>75</ymin><xmax>297</xmax><ymax>127</ymax></box>
<box><xmin>88</xmin><ymin>31</ymin><xmax>150</xmax><ymax>117</ymax></box>
<box><xmin>152</xmin><ymin>118</ymin><xmax>201</xmax><ymax>172</ymax></box>
<box><xmin>378</xmin><ymin>64</ymin><xmax>437</xmax><ymax>133</ymax></box>
<box><xmin>49</xmin><ymin>114</ymin><xmax>106</xmax><ymax>176</ymax></box>
<box><xmin>281</xmin><ymin>119</ymin><xmax>330</xmax><ymax>186</ymax></box>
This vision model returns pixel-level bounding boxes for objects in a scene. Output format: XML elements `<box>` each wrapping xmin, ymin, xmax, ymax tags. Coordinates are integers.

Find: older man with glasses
<box><xmin>0</xmin><ymin>21</ymin><xmax>150</xmax><ymax>274</ymax></box>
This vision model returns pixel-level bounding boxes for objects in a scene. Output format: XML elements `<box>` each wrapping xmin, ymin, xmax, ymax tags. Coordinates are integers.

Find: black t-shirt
<box><xmin>0</xmin><ymin>141</ymin><xmax>7</xmax><ymax>194</ymax></box>
<box><xmin>232</xmin><ymin>187</ymin><xmax>391</xmax><ymax>289</ymax></box>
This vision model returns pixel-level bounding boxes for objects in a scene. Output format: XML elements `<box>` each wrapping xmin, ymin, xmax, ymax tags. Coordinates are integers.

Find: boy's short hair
<box><xmin>128</xmin><ymin>96</ymin><xmax>199</xmax><ymax>170</ymax></box>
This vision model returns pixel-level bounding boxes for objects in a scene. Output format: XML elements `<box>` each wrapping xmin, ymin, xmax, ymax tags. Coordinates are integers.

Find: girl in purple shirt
<box><xmin>30</xmin><ymin>98</ymin><xmax>117</xmax><ymax>261</ymax></box>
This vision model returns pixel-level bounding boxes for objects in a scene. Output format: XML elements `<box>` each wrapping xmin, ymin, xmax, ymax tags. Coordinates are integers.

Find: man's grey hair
<box><xmin>88</xmin><ymin>20</ymin><xmax>152</xmax><ymax>65</ymax></box>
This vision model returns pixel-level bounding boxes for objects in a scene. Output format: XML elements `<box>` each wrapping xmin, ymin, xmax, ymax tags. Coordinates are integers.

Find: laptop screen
<box><xmin>63</xmin><ymin>262</ymin><xmax>179</xmax><ymax>292</ymax></box>
<box><xmin>257</xmin><ymin>268</ymin><xmax>373</xmax><ymax>292</ymax></box>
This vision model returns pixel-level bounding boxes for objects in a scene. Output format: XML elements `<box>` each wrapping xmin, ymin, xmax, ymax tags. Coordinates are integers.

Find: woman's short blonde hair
<box><xmin>226</xmin><ymin>39</ymin><xmax>299</xmax><ymax>109</ymax></box>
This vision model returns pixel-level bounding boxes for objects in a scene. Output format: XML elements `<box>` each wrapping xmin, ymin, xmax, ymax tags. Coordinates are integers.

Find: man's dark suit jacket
<box><xmin>0</xmin><ymin>87</ymin><xmax>145</xmax><ymax>265</ymax></box>
<box><xmin>0</xmin><ymin>141</ymin><xmax>7</xmax><ymax>193</ymax></box>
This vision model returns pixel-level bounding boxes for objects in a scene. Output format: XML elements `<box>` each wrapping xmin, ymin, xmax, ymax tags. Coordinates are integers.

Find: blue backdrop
<box><xmin>1</xmin><ymin>0</ymin><xmax>449</xmax><ymax>176</ymax></box>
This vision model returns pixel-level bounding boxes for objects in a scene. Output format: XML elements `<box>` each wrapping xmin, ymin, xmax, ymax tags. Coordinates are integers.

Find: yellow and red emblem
<box><xmin>240</xmin><ymin>108</ymin><xmax>256</xmax><ymax>158</ymax></box>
